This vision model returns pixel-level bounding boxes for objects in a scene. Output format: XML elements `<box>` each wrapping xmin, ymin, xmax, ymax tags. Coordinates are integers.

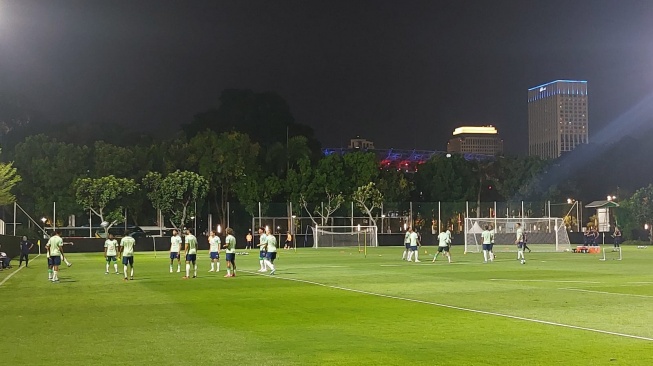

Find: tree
<box><xmin>413</xmin><ymin>154</ymin><xmax>476</xmax><ymax>202</ymax></box>
<box><xmin>352</xmin><ymin>182</ymin><xmax>383</xmax><ymax>226</ymax></box>
<box><xmin>627</xmin><ymin>184</ymin><xmax>653</xmax><ymax>243</ymax></box>
<box><xmin>143</xmin><ymin>170</ymin><xmax>209</xmax><ymax>229</ymax></box>
<box><xmin>377</xmin><ymin>170</ymin><xmax>412</xmax><ymax>204</ymax></box>
<box><xmin>0</xmin><ymin>150</ymin><xmax>21</xmax><ymax>206</ymax></box>
<box><xmin>492</xmin><ymin>156</ymin><xmax>549</xmax><ymax>201</ymax></box>
<box><xmin>74</xmin><ymin>175</ymin><xmax>138</xmax><ymax>236</ymax></box>
<box><xmin>92</xmin><ymin>141</ymin><xmax>139</xmax><ymax>179</ymax></box>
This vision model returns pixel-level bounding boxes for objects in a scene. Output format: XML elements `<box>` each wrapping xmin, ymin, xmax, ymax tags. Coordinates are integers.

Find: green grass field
<box><xmin>2</xmin><ymin>245</ymin><xmax>653</xmax><ymax>365</ymax></box>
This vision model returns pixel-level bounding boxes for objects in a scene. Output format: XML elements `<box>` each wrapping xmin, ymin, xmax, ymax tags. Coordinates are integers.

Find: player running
<box><xmin>257</xmin><ymin>227</ymin><xmax>268</xmax><ymax>272</ymax></box>
<box><xmin>401</xmin><ymin>228</ymin><xmax>411</xmax><ymax>260</ymax></box>
<box><xmin>208</xmin><ymin>230</ymin><xmax>221</xmax><ymax>272</ymax></box>
<box><xmin>263</xmin><ymin>228</ymin><xmax>277</xmax><ymax>275</ymax></box>
<box><xmin>433</xmin><ymin>228</ymin><xmax>452</xmax><ymax>263</ymax></box>
<box><xmin>169</xmin><ymin>229</ymin><xmax>182</xmax><ymax>273</ymax></box>
<box><xmin>182</xmin><ymin>229</ymin><xmax>198</xmax><ymax>279</ymax></box>
<box><xmin>104</xmin><ymin>234</ymin><xmax>120</xmax><ymax>274</ymax></box>
<box><xmin>46</xmin><ymin>230</ymin><xmax>64</xmax><ymax>282</ymax></box>
<box><xmin>406</xmin><ymin>227</ymin><xmax>421</xmax><ymax>262</ymax></box>
<box><xmin>120</xmin><ymin>231</ymin><xmax>136</xmax><ymax>280</ymax></box>
<box><xmin>223</xmin><ymin>228</ymin><xmax>237</xmax><ymax>277</ymax></box>
<box><xmin>515</xmin><ymin>223</ymin><xmax>526</xmax><ymax>264</ymax></box>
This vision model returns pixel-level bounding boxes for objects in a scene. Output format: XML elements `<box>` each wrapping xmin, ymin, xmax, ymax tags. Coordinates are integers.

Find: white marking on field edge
<box><xmin>490</xmin><ymin>279</ymin><xmax>602</xmax><ymax>284</ymax></box>
<box><xmin>380</xmin><ymin>264</ymin><xmax>401</xmax><ymax>267</ymax></box>
<box><xmin>628</xmin><ymin>282</ymin><xmax>653</xmax><ymax>284</ymax></box>
<box><xmin>559</xmin><ymin>287</ymin><xmax>653</xmax><ymax>299</ymax></box>
<box><xmin>244</xmin><ymin>270</ymin><xmax>653</xmax><ymax>342</ymax></box>
<box><xmin>0</xmin><ymin>254</ymin><xmax>41</xmax><ymax>287</ymax></box>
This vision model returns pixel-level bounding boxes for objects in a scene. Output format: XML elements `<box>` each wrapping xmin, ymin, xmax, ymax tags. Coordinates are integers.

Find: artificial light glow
<box><xmin>217</xmin><ymin>224</ymin><xmax>222</xmax><ymax>233</ymax></box>
<box><xmin>645</xmin><ymin>224</ymin><xmax>649</xmax><ymax>230</ymax></box>
<box><xmin>567</xmin><ymin>198</ymin><xmax>573</xmax><ymax>204</ymax></box>
<box><xmin>403</xmin><ymin>223</ymin><xmax>407</xmax><ymax>230</ymax></box>
<box><xmin>41</xmin><ymin>217</ymin><xmax>47</xmax><ymax>223</ymax></box>
<box><xmin>452</xmin><ymin>126</ymin><xmax>498</xmax><ymax>136</ymax></box>
<box><xmin>357</xmin><ymin>224</ymin><xmax>361</xmax><ymax>232</ymax></box>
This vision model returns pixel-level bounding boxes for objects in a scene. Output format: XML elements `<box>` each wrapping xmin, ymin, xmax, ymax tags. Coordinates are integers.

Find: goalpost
<box><xmin>311</xmin><ymin>225</ymin><xmax>378</xmax><ymax>252</ymax></box>
<box><xmin>464</xmin><ymin>217</ymin><xmax>571</xmax><ymax>253</ymax></box>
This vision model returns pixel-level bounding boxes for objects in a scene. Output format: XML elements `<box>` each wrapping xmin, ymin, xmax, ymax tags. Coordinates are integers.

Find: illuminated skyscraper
<box><xmin>447</xmin><ymin>126</ymin><xmax>503</xmax><ymax>155</ymax></box>
<box><xmin>528</xmin><ymin>80</ymin><xmax>588</xmax><ymax>159</ymax></box>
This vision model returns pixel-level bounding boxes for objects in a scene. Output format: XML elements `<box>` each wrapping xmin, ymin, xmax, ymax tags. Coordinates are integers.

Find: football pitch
<box><xmin>3</xmin><ymin>246</ymin><xmax>653</xmax><ymax>365</ymax></box>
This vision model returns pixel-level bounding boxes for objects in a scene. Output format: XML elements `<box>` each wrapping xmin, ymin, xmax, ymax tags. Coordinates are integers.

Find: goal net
<box><xmin>311</xmin><ymin>225</ymin><xmax>378</xmax><ymax>248</ymax></box>
<box><xmin>464</xmin><ymin>217</ymin><xmax>571</xmax><ymax>253</ymax></box>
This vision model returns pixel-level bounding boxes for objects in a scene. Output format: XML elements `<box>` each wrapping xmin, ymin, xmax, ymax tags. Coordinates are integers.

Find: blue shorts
<box><xmin>517</xmin><ymin>242</ymin><xmax>525</xmax><ymax>249</ymax></box>
<box><xmin>186</xmin><ymin>254</ymin><xmax>197</xmax><ymax>263</ymax></box>
<box><xmin>210</xmin><ymin>252</ymin><xmax>219</xmax><ymax>260</ymax></box>
<box><xmin>259</xmin><ymin>251</ymin><xmax>266</xmax><ymax>260</ymax></box>
<box><xmin>225</xmin><ymin>253</ymin><xmax>236</xmax><ymax>262</ymax></box>
<box><xmin>50</xmin><ymin>256</ymin><xmax>61</xmax><ymax>266</ymax></box>
<box><xmin>265</xmin><ymin>252</ymin><xmax>277</xmax><ymax>262</ymax></box>
<box><xmin>405</xmin><ymin>243</ymin><xmax>410</xmax><ymax>249</ymax></box>
<box><xmin>106</xmin><ymin>256</ymin><xmax>117</xmax><ymax>262</ymax></box>
<box><xmin>170</xmin><ymin>252</ymin><xmax>180</xmax><ymax>260</ymax></box>
<box><xmin>482</xmin><ymin>244</ymin><xmax>492</xmax><ymax>251</ymax></box>
<box><xmin>410</xmin><ymin>246</ymin><xmax>418</xmax><ymax>251</ymax></box>
<box><xmin>438</xmin><ymin>246</ymin><xmax>449</xmax><ymax>252</ymax></box>
<box><xmin>122</xmin><ymin>256</ymin><xmax>134</xmax><ymax>266</ymax></box>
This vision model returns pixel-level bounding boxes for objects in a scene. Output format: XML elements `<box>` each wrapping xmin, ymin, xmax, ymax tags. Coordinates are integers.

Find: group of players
<box><xmin>400</xmin><ymin>223</ymin><xmax>529</xmax><ymax>265</ymax></box>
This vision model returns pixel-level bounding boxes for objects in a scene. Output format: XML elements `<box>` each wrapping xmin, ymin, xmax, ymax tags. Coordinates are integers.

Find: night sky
<box><xmin>1</xmin><ymin>0</ymin><xmax>653</xmax><ymax>153</ymax></box>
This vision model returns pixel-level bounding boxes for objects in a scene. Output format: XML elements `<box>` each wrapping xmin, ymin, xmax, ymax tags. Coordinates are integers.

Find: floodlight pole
<box><xmin>13</xmin><ymin>201</ymin><xmax>17</xmax><ymax>236</ymax></box>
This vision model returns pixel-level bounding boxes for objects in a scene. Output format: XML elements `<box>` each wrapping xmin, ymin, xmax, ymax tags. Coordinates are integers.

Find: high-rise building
<box><xmin>349</xmin><ymin>136</ymin><xmax>375</xmax><ymax>150</ymax></box>
<box><xmin>528</xmin><ymin>80</ymin><xmax>588</xmax><ymax>159</ymax></box>
<box><xmin>447</xmin><ymin>126</ymin><xmax>503</xmax><ymax>156</ymax></box>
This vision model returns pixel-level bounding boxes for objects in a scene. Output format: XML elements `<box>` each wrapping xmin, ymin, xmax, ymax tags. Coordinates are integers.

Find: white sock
<box><xmin>265</xmin><ymin>260</ymin><xmax>275</xmax><ymax>271</ymax></box>
<box><xmin>170</xmin><ymin>264</ymin><xmax>173</xmax><ymax>271</ymax></box>
<box><xmin>415</xmin><ymin>252</ymin><xmax>419</xmax><ymax>261</ymax></box>
<box><xmin>123</xmin><ymin>265</ymin><xmax>128</xmax><ymax>278</ymax></box>
<box><xmin>227</xmin><ymin>268</ymin><xmax>231</xmax><ymax>275</ymax></box>
<box><xmin>130</xmin><ymin>268</ymin><xmax>134</xmax><ymax>277</ymax></box>
<box><xmin>53</xmin><ymin>270</ymin><xmax>58</xmax><ymax>280</ymax></box>
<box><xmin>194</xmin><ymin>264</ymin><xmax>197</xmax><ymax>276</ymax></box>
<box><xmin>114</xmin><ymin>263</ymin><xmax>118</xmax><ymax>272</ymax></box>
<box><xmin>186</xmin><ymin>263</ymin><xmax>190</xmax><ymax>277</ymax></box>
<box><xmin>483</xmin><ymin>250</ymin><xmax>488</xmax><ymax>262</ymax></box>
<box><xmin>447</xmin><ymin>253</ymin><xmax>451</xmax><ymax>263</ymax></box>
<box><xmin>407</xmin><ymin>251</ymin><xmax>413</xmax><ymax>262</ymax></box>
<box><xmin>259</xmin><ymin>259</ymin><xmax>265</xmax><ymax>270</ymax></box>
<box><xmin>64</xmin><ymin>257</ymin><xmax>70</xmax><ymax>265</ymax></box>
<box><xmin>518</xmin><ymin>250</ymin><xmax>524</xmax><ymax>259</ymax></box>
<box><xmin>490</xmin><ymin>252</ymin><xmax>494</xmax><ymax>261</ymax></box>
<box><xmin>210</xmin><ymin>262</ymin><xmax>215</xmax><ymax>271</ymax></box>
<box><xmin>402</xmin><ymin>250</ymin><xmax>407</xmax><ymax>260</ymax></box>
<box><xmin>105</xmin><ymin>263</ymin><xmax>109</xmax><ymax>272</ymax></box>
<box><xmin>48</xmin><ymin>271</ymin><xmax>52</xmax><ymax>280</ymax></box>
<box><xmin>216</xmin><ymin>262</ymin><xmax>220</xmax><ymax>271</ymax></box>
<box><xmin>177</xmin><ymin>264</ymin><xmax>181</xmax><ymax>271</ymax></box>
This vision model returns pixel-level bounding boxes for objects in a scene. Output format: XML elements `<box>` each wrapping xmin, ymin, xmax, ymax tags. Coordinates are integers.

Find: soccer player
<box><xmin>433</xmin><ymin>228</ymin><xmax>452</xmax><ymax>263</ymax></box>
<box><xmin>256</xmin><ymin>227</ymin><xmax>268</xmax><ymax>272</ymax></box>
<box><xmin>19</xmin><ymin>236</ymin><xmax>33</xmax><ymax>267</ymax></box>
<box><xmin>245</xmin><ymin>230</ymin><xmax>253</xmax><ymax>250</ymax></box>
<box><xmin>223</xmin><ymin>227</ymin><xmax>237</xmax><ymax>277</ymax></box>
<box><xmin>46</xmin><ymin>231</ymin><xmax>64</xmax><ymax>282</ymax></box>
<box><xmin>182</xmin><ymin>229</ymin><xmax>198</xmax><ymax>279</ymax></box>
<box><xmin>208</xmin><ymin>230</ymin><xmax>221</xmax><ymax>272</ymax></box>
<box><xmin>481</xmin><ymin>225</ymin><xmax>494</xmax><ymax>263</ymax></box>
<box><xmin>401</xmin><ymin>228</ymin><xmax>411</xmax><ymax>260</ymax></box>
<box><xmin>263</xmin><ymin>228</ymin><xmax>277</xmax><ymax>275</ymax></box>
<box><xmin>120</xmin><ymin>231</ymin><xmax>136</xmax><ymax>280</ymax></box>
<box><xmin>406</xmin><ymin>228</ymin><xmax>421</xmax><ymax>262</ymax></box>
<box><xmin>169</xmin><ymin>229</ymin><xmax>182</xmax><ymax>273</ymax></box>
<box><xmin>515</xmin><ymin>223</ymin><xmax>526</xmax><ymax>264</ymax></box>
<box><xmin>284</xmin><ymin>231</ymin><xmax>292</xmax><ymax>250</ymax></box>
<box><xmin>104</xmin><ymin>234</ymin><xmax>120</xmax><ymax>274</ymax></box>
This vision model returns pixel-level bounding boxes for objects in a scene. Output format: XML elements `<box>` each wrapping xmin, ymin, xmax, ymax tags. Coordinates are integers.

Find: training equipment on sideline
<box><xmin>464</xmin><ymin>217</ymin><xmax>571</xmax><ymax>253</ymax></box>
<box><xmin>600</xmin><ymin>246</ymin><xmax>622</xmax><ymax>261</ymax></box>
<box><xmin>311</xmin><ymin>225</ymin><xmax>378</xmax><ymax>249</ymax></box>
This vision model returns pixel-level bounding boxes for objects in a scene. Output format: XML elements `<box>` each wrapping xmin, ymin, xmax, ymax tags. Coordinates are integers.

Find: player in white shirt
<box><xmin>104</xmin><ymin>234</ymin><xmax>120</xmax><ymax>274</ymax></box>
<box><xmin>402</xmin><ymin>229</ymin><xmax>411</xmax><ymax>260</ymax></box>
<box><xmin>481</xmin><ymin>225</ymin><xmax>494</xmax><ymax>263</ymax></box>
<box><xmin>257</xmin><ymin>227</ymin><xmax>268</xmax><ymax>272</ymax></box>
<box><xmin>406</xmin><ymin>228</ymin><xmax>421</xmax><ymax>262</ymax></box>
<box><xmin>263</xmin><ymin>228</ymin><xmax>278</xmax><ymax>275</ymax></box>
<box><xmin>169</xmin><ymin>229</ymin><xmax>182</xmax><ymax>273</ymax></box>
<box><xmin>515</xmin><ymin>223</ymin><xmax>526</xmax><ymax>264</ymax></box>
<box><xmin>208</xmin><ymin>230</ymin><xmax>221</xmax><ymax>272</ymax></box>
<box><xmin>432</xmin><ymin>228</ymin><xmax>452</xmax><ymax>263</ymax></box>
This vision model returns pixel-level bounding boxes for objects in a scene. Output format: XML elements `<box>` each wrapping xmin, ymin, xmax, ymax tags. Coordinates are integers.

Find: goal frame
<box><xmin>311</xmin><ymin>225</ymin><xmax>378</xmax><ymax>251</ymax></box>
<box><xmin>464</xmin><ymin>217</ymin><xmax>571</xmax><ymax>253</ymax></box>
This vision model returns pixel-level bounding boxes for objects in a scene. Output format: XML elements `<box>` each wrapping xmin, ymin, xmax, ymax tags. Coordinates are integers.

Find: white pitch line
<box><xmin>559</xmin><ymin>287</ymin><xmax>653</xmax><ymax>299</ymax></box>
<box><xmin>628</xmin><ymin>282</ymin><xmax>653</xmax><ymax>284</ymax></box>
<box><xmin>242</xmin><ymin>270</ymin><xmax>653</xmax><ymax>342</ymax></box>
<box><xmin>0</xmin><ymin>254</ymin><xmax>41</xmax><ymax>287</ymax></box>
<box><xmin>380</xmin><ymin>264</ymin><xmax>401</xmax><ymax>267</ymax></box>
<box><xmin>490</xmin><ymin>279</ymin><xmax>602</xmax><ymax>284</ymax></box>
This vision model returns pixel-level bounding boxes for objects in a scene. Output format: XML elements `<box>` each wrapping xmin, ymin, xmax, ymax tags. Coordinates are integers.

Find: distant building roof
<box><xmin>452</xmin><ymin>126</ymin><xmax>498</xmax><ymax>136</ymax></box>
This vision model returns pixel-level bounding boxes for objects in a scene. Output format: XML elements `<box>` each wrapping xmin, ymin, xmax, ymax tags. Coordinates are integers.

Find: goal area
<box><xmin>464</xmin><ymin>217</ymin><xmax>571</xmax><ymax>253</ymax></box>
<box><xmin>311</xmin><ymin>225</ymin><xmax>378</xmax><ymax>248</ymax></box>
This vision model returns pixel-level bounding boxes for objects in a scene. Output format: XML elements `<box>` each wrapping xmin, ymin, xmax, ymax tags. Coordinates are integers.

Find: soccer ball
<box><xmin>100</xmin><ymin>221</ymin><xmax>109</xmax><ymax>228</ymax></box>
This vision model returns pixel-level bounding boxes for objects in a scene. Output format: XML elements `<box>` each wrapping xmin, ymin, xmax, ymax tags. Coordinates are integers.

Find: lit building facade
<box><xmin>349</xmin><ymin>136</ymin><xmax>374</xmax><ymax>150</ymax></box>
<box><xmin>528</xmin><ymin>80</ymin><xmax>588</xmax><ymax>159</ymax></box>
<box><xmin>447</xmin><ymin>126</ymin><xmax>503</xmax><ymax>156</ymax></box>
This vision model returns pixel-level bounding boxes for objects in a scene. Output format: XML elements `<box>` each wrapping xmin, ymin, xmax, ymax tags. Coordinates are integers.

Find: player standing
<box><xmin>120</xmin><ymin>231</ymin><xmax>136</xmax><ymax>280</ymax></box>
<box><xmin>169</xmin><ymin>229</ymin><xmax>182</xmax><ymax>273</ymax></box>
<box><xmin>515</xmin><ymin>223</ymin><xmax>526</xmax><ymax>264</ymax></box>
<box><xmin>182</xmin><ymin>229</ymin><xmax>198</xmax><ymax>279</ymax></box>
<box><xmin>223</xmin><ymin>227</ymin><xmax>237</xmax><ymax>277</ymax></box>
<box><xmin>257</xmin><ymin>227</ymin><xmax>268</xmax><ymax>272</ymax></box>
<box><xmin>433</xmin><ymin>228</ymin><xmax>452</xmax><ymax>263</ymax></box>
<box><xmin>406</xmin><ymin>227</ymin><xmax>421</xmax><ymax>262</ymax></box>
<box><xmin>245</xmin><ymin>230</ymin><xmax>253</xmax><ymax>250</ymax></box>
<box><xmin>208</xmin><ymin>230</ymin><xmax>221</xmax><ymax>272</ymax></box>
<box><xmin>481</xmin><ymin>225</ymin><xmax>494</xmax><ymax>263</ymax></box>
<box><xmin>401</xmin><ymin>228</ymin><xmax>411</xmax><ymax>260</ymax></box>
<box><xmin>18</xmin><ymin>236</ymin><xmax>33</xmax><ymax>268</ymax></box>
<box><xmin>263</xmin><ymin>228</ymin><xmax>277</xmax><ymax>275</ymax></box>
<box><xmin>46</xmin><ymin>231</ymin><xmax>64</xmax><ymax>282</ymax></box>
<box><xmin>104</xmin><ymin>234</ymin><xmax>120</xmax><ymax>274</ymax></box>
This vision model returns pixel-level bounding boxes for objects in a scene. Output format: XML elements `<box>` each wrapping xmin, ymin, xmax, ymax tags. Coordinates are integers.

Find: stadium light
<box><xmin>567</xmin><ymin>198</ymin><xmax>573</xmax><ymax>204</ymax></box>
<box><xmin>41</xmin><ymin>217</ymin><xmax>46</xmax><ymax>224</ymax></box>
<box><xmin>645</xmin><ymin>224</ymin><xmax>649</xmax><ymax>231</ymax></box>
<box><xmin>217</xmin><ymin>224</ymin><xmax>222</xmax><ymax>234</ymax></box>
<box><xmin>446</xmin><ymin>153</ymin><xmax>452</xmax><ymax>158</ymax></box>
